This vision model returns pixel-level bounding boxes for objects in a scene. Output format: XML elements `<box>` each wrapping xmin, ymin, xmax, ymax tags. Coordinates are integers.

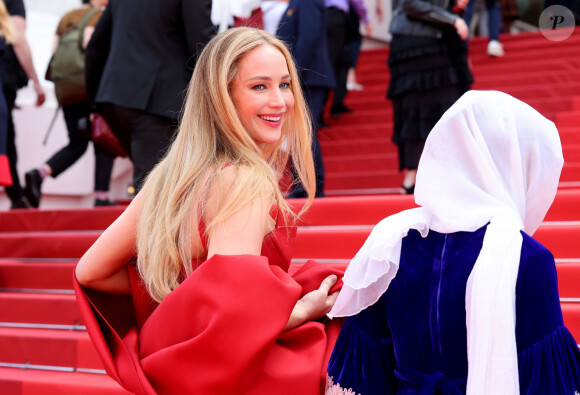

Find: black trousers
<box><xmin>46</xmin><ymin>101</ymin><xmax>114</xmax><ymax>191</ymax></box>
<box><xmin>325</xmin><ymin>7</ymin><xmax>350</xmax><ymax>108</ymax></box>
<box><xmin>287</xmin><ymin>86</ymin><xmax>326</xmax><ymax>198</ymax></box>
<box><xmin>100</xmin><ymin>103</ymin><xmax>178</xmax><ymax>192</ymax></box>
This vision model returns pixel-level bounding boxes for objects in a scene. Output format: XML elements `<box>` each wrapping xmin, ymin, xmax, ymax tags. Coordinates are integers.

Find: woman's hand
<box><xmin>455</xmin><ymin>17</ymin><xmax>469</xmax><ymax>40</ymax></box>
<box><xmin>364</xmin><ymin>22</ymin><xmax>374</xmax><ymax>37</ymax></box>
<box><xmin>33</xmin><ymin>80</ymin><xmax>46</xmax><ymax>107</ymax></box>
<box><xmin>284</xmin><ymin>274</ymin><xmax>339</xmax><ymax>331</ymax></box>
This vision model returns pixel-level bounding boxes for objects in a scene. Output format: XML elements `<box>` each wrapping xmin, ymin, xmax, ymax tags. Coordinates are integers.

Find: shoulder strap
<box><xmin>77</xmin><ymin>8</ymin><xmax>100</xmax><ymax>47</ymax></box>
<box><xmin>42</xmin><ymin>106</ymin><xmax>62</xmax><ymax>145</ymax></box>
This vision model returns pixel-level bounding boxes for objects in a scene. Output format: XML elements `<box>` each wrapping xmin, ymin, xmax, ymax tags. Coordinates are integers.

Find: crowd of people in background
<box><xmin>0</xmin><ymin>0</ymin><xmax>576</xmax><ymax>207</ymax></box>
<box><xmin>24</xmin><ymin>0</ymin><xmax>115</xmax><ymax>209</ymax></box>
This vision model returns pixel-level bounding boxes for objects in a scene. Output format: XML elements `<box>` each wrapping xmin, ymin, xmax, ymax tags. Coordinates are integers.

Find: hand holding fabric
<box><xmin>285</xmin><ymin>274</ymin><xmax>339</xmax><ymax>331</ymax></box>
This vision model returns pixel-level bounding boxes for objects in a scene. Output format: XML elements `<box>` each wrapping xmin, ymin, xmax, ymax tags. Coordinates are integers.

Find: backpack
<box><xmin>46</xmin><ymin>8</ymin><xmax>99</xmax><ymax>106</ymax></box>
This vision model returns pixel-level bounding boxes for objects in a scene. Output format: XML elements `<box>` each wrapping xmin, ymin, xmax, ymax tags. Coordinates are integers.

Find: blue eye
<box><xmin>252</xmin><ymin>84</ymin><xmax>266</xmax><ymax>91</ymax></box>
<box><xmin>280</xmin><ymin>82</ymin><xmax>291</xmax><ymax>89</ymax></box>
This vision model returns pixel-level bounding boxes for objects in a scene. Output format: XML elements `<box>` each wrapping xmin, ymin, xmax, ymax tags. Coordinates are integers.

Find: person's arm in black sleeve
<box><xmin>400</xmin><ymin>0</ymin><xmax>457</xmax><ymax>26</ymax></box>
<box><xmin>85</xmin><ymin>2</ymin><xmax>112</xmax><ymax>108</ymax></box>
<box><xmin>181</xmin><ymin>0</ymin><xmax>215</xmax><ymax>70</ymax></box>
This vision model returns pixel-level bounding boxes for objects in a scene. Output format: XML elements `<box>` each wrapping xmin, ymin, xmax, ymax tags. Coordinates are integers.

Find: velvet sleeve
<box><xmin>326</xmin><ymin>293</ymin><xmax>397</xmax><ymax>394</ymax></box>
<box><xmin>74</xmin><ymin>254</ymin><xmax>343</xmax><ymax>394</ymax></box>
<box><xmin>515</xmin><ymin>236</ymin><xmax>580</xmax><ymax>393</ymax></box>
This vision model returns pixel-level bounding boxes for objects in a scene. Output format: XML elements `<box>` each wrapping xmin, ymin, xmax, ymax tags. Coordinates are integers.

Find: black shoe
<box><xmin>10</xmin><ymin>197</ymin><xmax>33</xmax><ymax>209</ymax></box>
<box><xmin>24</xmin><ymin>169</ymin><xmax>43</xmax><ymax>208</ymax></box>
<box><xmin>401</xmin><ymin>184</ymin><xmax>415</xmax><ymax>195</ymax></box>
<box><xmin>94</xmin><ymin>198</ymin><xmax>119</xmax><ymax>207</ymax></box>
<box><xmin>330</xmin><ymin>103</ymin><xmax>354</xmax><ymax>117</ymax></box>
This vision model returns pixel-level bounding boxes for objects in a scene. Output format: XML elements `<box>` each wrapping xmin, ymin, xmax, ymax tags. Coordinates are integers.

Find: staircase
<box><xmin>322</xmin><ymin>30</ymin><xmax>580</xmax><ymax>194</ymax></box>
<box><xmin>1</xmin><ymin>192</ymin><xmax>580</xmax><ymax>393</ymax></box>
<box><xmin>1</xmin><ymin>30</ymin><xmax>580</xmax><ymax>393</ymax></box>
<box><xmin>0</xmin><ymin>207</ymin><xmax>129</xmax><ymax>394</ymax></box>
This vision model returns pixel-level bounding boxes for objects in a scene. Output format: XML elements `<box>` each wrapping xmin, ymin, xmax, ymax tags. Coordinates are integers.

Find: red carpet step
<box><xmin>0</xmin><ymin>367</ymin><xmax>130</xmax><ymax>395</ymax></box>
<box><xmin>6</xmin><ymin>217</ymin><xmax>580</xmax><ymax>261</ymax></box>
<box><xmin>2</xmin><ymin>189</ymin><xmax>579</xmax><ymax>232</ymax></box>
<box><xmin>0</xmin><ymin>327</ymin><xmax>100</xmax><ymax>371</ymax></box>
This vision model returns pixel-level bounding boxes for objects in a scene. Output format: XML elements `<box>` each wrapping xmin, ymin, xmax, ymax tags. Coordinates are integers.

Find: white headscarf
<box><xmin>328</xmin><ymin>90</ymin><xmax>564</xmax><ymax>394</ymax></box>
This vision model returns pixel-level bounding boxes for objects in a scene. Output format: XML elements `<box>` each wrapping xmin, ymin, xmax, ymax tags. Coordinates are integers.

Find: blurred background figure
<box><xmin>499</xmin><ymin>0</ymin><xmax>519</xmax><ymax>34</ymax></box>
<box><xmin>463</xmin><ymin>0</ymin><xmax>505</xmax><ymax>56</ymax></box>
<box><xmin>277</xmin><ymin>0</ymin><xmax>336</xmax><ymax>198</ymax></box>
<box><xmin>212</xmin><ymin>0</ymin><xmax>262</xmax><ymax>32</ymax></box>
<box><xmin>0</xmin><ymin>0</ymin><xmax>12</xmax><ymax>188</ymax></box>
<box><xmin>387</xmin><ymin>0</ymin><xmax>473</xmax><ymax>194</ymax></box>
<box><xmin>2</xmin><ymin>0</ymin><xmax>46</xmax><ymax>209</ymax></box>
<box><xmin>211</xmin><ymin>0</ymin><xmax>231</xmax><ymax>32</ymax></box>
<box><xmin>325</xmin><ymin>0</ymin><xmax>371</xmax><ymax>118</ymax></box>
<box><xmin>24</xmin><ymin>0</ymin><xmax>115</xmax><ymax>209</ymax></box>
<box><xmin>85</xmin><ymin>0</ymin><xmax>214</xmax><ymax>194</ymax></box>
<box><xmin>261</xmin><ymin>0</ymin><xmax>289</xmax><ymax>35</ymax></box>
<box><xmin>346</xmin><ymin>0</ymin><xmax>383</xmax><ymax>92</ymax></box>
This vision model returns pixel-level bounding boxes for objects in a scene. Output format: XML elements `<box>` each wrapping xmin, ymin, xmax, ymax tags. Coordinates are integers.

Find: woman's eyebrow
<box><xmin>245</xmin><ymin>74</ymin><xmax>291</xmax><ymax>82</ymax></box>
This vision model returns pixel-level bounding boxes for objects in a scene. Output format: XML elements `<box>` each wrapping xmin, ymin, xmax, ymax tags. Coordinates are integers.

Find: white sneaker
<box><xmin>487</xmin><ymin>40</ymin><xmax>505</xmax><ymax>57</ymax></box>
<box><xmin>346</xmin><ymin>82</ymin><xmax>364</xmax><ymax>91</ymax></box>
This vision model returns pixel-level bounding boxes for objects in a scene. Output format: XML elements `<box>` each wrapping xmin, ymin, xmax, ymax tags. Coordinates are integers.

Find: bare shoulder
<box><xmin>213</xmin><ymin>163</ymin><xmax>252</xmax><ymax>189</ymax></box>
<box><xmin>206</xmin><ymin>163</ymin><xmax>272</xmax><ymax>216</ymax></box>
<box><xmin>205</xmin><ymin>164</ymin><xmax>275</xmax><ymax>258</ymax></box>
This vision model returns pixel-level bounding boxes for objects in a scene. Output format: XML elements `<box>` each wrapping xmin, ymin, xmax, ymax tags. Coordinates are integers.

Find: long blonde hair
<box><xmin>137</xmin><ymin>27</ymin><xmax>315</xmax><ymax>302</ymax></box>
<box><xmin>0</xmin><ymin>0</ymin><xmax>13</xmax><ymax>44</ymax></box>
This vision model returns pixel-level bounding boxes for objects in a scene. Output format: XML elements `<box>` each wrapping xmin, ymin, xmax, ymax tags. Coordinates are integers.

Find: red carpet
<box><xmin>0</xmin><ymin>31</ymin><xmax>579</xmax><ymax>393</ymax></box>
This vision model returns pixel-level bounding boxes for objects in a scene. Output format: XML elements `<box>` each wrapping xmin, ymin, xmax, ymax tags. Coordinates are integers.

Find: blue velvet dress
<box><xmin>327</xmin><ymin>225</ymin><xmax>580</xmax><ymax>394</ymax></box>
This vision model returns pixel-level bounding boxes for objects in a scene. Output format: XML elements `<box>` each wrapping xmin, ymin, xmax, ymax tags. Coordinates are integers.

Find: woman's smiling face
<box><xmin>230</xmin><ymin>44</ymin><xmax>295</xmax><ymax>146</ymax></box>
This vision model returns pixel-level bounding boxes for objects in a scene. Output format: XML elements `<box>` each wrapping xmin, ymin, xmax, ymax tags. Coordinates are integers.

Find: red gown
<box><xmin>74</xmin><ymin>216</ymin><xmax>343</xmax><ymax>394</ymax></box>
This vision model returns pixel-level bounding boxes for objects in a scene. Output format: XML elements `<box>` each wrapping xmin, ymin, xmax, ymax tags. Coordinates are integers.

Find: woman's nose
<box><xmin>269</xmin><ymin>88</ymin><xmax>285</xmax><ymax>108</ymax></box>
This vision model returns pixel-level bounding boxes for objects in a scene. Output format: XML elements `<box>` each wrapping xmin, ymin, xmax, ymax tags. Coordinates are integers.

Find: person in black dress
<box><xmin>387</xmin><ymin>0</ymin><xmax>472</xmax><ymax>194</ymax></box>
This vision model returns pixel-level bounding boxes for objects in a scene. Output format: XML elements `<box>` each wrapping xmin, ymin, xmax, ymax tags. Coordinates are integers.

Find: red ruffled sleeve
<box><xmin>74</xmin><ymin>254</ymin><xmax>343</xmax><ymax>394</ymax></box>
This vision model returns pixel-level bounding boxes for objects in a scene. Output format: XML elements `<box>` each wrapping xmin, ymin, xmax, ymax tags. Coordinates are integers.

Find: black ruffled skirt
<box><xmin>387</xmin><ymin>30</ymin><xmax>473</xmax><ymax>171</ymax></box>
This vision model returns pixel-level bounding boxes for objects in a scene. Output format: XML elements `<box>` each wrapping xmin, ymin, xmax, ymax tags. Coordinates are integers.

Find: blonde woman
<box><xmin>74</xmin><ymin>27</ymin><xmax>343</xmax><ymax>394</ymax></box>
<box><xmin>0</xmin><ymin>0</ymin><xmax>14</xmax><ymax>186</ymax></box>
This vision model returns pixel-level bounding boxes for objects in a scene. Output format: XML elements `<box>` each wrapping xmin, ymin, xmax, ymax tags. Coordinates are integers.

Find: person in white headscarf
<box><xmin>325</xmin><ymin>90</ymin><xmax>580</xmax><ymax>394</ymax></box>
